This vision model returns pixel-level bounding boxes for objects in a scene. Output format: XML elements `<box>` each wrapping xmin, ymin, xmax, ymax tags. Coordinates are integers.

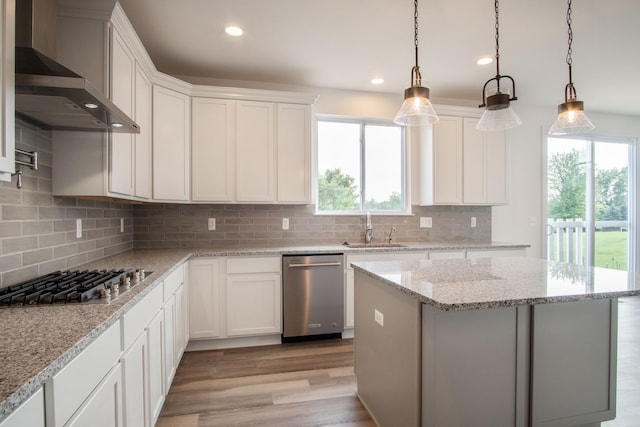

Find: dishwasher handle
<box><xmin>287</xmin><ymin>262</ymin><xmax>342</xmax><ymax>268</ymax></box>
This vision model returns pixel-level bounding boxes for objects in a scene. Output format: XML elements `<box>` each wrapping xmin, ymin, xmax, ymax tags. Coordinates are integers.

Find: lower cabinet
<box><xmin>65</xmin><ymin>364</ymin><xmax>123</xmax><ymax>427</ymax></box>
<box><xmin>121</xmin><ymin>332</ymin><xmax>149</xmax><ymax>427</ymax></box>
<box><xmin>0</xmin><ymin>388</ymin><xmax>45</xmax><ymax>427</ymax></box>
<box><xmin>147</xmin><ymin>309</ymin><xmax>165</xmax><ymax>425</ymax></box>
<box><xmin>188</xmin><ymin>256</ymin><xmax>282</xmax><ymax>346</ymax></box>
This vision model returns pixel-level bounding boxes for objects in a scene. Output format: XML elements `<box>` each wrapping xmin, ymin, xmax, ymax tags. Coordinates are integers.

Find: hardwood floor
<box><xmin>156</xmin><ymin>338</ymin><xmax>375</xmax><ymax>426</ymax></box>
<box><xmin>158</xmin><ymin>297</ymin><xmax>640</xmax><ymax>427</ymax></box>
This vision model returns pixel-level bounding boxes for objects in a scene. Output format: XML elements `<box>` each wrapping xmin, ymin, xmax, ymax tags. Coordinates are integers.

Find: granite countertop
<box><xmin>0</xmin><ymin>241</ymin><xmax>526</xmax><ymax>421</ymax></box>
<box><xmin>351</xmin><ymin>257</ymin><xmax>640</xmax><ymax>311</ymax></box>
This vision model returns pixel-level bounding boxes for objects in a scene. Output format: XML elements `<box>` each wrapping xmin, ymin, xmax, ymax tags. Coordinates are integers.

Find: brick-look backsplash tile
<box><xmin>0</xmin><ymin>121</ymin><xmax>134</xmax><ymax>288</ymax></box>
<box><xmin>133</xmin><ymin>204</ymin><xmax>491</xmax><ymax>249</ymax></box>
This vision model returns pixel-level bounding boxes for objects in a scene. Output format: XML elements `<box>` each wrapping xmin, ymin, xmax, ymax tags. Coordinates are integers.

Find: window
<box><xmin>316</xmin><ymin>117</ymin><xmax>407</xmax><ymax>214</ymax></box>
<box><xmin>545</xmin><ymin>136</ymin><xmax>636</xmax><ymax>272</ymax></box>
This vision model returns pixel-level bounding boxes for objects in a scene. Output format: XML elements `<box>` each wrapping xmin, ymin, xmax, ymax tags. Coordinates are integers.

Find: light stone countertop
<box><xmin>351</xmin><ymin>257</ymin><xmax>640</xmax><ymax>311</ymax></box>
<box><xmin>0</xmin><ymin>241</ymin><xmax>527</xmax><ymax>421</ymax></box>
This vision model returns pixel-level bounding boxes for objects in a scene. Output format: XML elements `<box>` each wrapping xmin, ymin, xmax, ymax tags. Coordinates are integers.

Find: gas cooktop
<box><xmin>0</xmin><ymin>268</ymin><xmax>149</xmax><ymax>306</ymax></box>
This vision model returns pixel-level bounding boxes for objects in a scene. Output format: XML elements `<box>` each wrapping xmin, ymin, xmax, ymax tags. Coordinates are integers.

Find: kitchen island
<box><xmin>352</xmin><ymin>257</ymin><xmax>640</xmax><ymax>427</ymax></box>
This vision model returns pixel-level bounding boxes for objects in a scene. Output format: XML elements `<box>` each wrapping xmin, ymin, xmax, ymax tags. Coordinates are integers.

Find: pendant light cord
<box><xmin>412</xmin><ymin>0</ymin><xmax>422</xmax><ymax>85</ymax></box>
<box><xmin>494</xmin><ymin>0</ymin><xmax>501</xmax><ymax>89</ymax></box>
<box><xmin>565</xmin><ymin>0</ymin><xmax>577</xmax><ymax>100</ymax></box>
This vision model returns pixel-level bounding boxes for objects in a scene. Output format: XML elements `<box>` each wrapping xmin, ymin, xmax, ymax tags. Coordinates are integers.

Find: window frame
<box><xmin>314</xmin><ymin>115</ymin><xmax>410</xmax><ymax>216</ymax></box>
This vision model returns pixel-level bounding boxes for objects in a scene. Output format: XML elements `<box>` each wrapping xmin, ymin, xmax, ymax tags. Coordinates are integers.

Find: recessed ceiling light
<box><xmin>477</xmin><ymin>57</ymin><xmax>493</xmax><ymax>65</ymax></box>
<box><xmin>371</xmin><ymin>78</ymin><xmax>384</xmax><ymax>85</ymax></box>
<box><xmin>225</xmin><ymin>26</ymin><xmax>244</xmax><ymax>37</ymax></box>
<box><xmin>84</xmin><ymin>103</ymin><xmax>98</xmax><ymax>109</ymax></box>
<box><xmin>112</xmin><ymin>123</ymin><xmax>124</xmax><ymax>128</ymax></box>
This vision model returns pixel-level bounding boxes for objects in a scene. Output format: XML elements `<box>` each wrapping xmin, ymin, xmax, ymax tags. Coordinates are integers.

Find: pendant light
<box><xmin>477</xmin><ymin>0</ymin><xmax>521</xmax><ymax>132</ymax></box>
<box><xmin>393</xmin><ymin>0</ymin><xmax>439</xmax><ymax>126</ymax></box>
<box><xmin>549</xmin><ymin>0</ymin><xmax>594</xmax><ymax>135</ymax></box>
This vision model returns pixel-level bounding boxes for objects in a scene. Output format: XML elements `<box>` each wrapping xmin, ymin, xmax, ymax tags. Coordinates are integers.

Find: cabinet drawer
<box><xmin>121</xmin><ymin>283</ymin><xmax>163</xmax><ymax>349</ymax></box>
<box><xmin>45</xmin><ymin>321</ymin><xmax>121</xmax><ymax>427</ymax></box>
<box><xmin>164</xmin><ymin>264</ymin><xmax>184</xmax><ymax>301</ymax></box>
<box><xmin>226</xmin><ymin>256</ymin><xmax>280</xmax><ymax>274</ymax></box>
<box><xmin>0</xmin><ymin>388</ymin><xmax>44</xmax><ymax>427</ymax></box>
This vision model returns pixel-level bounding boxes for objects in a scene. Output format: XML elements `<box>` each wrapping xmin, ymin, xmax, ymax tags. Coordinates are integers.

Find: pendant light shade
<box><xmin>393</xmin><ymin>0</ymin><xmax>438</xmax><ymax>126</ymax></box>
<box><xmin>549</xmin><ymin>0</ymin><xmax>594</xmax><ymax>136</ymax></box>
<box><xmin>477</xmin><ymin>0</ymin><xmax>521</xmax><ymax>132</ymax></box>
<box><xmin>394</xmin><ymin>86</ymin><xmax>439</xmax><ymax>126</ymax></box>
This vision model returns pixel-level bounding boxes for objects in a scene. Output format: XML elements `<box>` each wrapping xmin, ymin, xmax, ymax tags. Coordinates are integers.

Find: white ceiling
<box><xmin>118</xmin><ymin>0</ymin><xmax>640</xmax><ymax>116</ymax></box>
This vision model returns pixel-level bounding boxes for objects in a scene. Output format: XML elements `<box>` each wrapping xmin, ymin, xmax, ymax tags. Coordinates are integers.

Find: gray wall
<box><xmin>0</xmin><ymin>121</ymin><xmax>134</xmax><ymax>288</ymax></box>
<box><xmin>133</xmin><ymin>203</ymin><xmax>490</xmax><ymax>249</ymax></box>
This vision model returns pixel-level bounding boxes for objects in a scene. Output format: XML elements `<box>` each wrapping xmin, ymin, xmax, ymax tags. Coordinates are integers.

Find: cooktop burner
<box><xmin>0</xmin><ymin>268</ymin><xmax>149</xmax><ymax>306</ymax></box>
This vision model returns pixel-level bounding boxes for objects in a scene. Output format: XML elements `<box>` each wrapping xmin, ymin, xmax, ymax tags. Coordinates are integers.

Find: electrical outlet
<box><xmin>420</xmin><ymin>217</ymin><xmax>432</xmax><ymax>228</ymax></box>
<box><xmin>208</xmin><ymin>218</ymin><xmax>216</xmax><ymax>231</ymax></box>
<box><xmin>76</xmin><ymin>219</ymin><xmax>82</xmax><ymax>238</ymax></box>
<box><xmin>120</xmin><ymin>218</ymin><xmax>124</xmax><ymax>233</ymax></box>
<box><xmin>374</xmin><ymin>309</ymin><xmax>384</xmax><ymax>326</ymax></box>
<box><xmin>471</xmin><ymin>217</ymin><xmax>477</xmax><ymax>228</ymax></box>
<box><xmin>282</xmin><ymin>217</ymin><xmax>289</xmax><ymax>230</ymax></box>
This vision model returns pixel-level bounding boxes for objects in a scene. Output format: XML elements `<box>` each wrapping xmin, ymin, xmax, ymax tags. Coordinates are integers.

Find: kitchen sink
<box><xmin>345</xmin><ymin>243</ymin><xmax>408</xmax><ymax>248</ymax></box>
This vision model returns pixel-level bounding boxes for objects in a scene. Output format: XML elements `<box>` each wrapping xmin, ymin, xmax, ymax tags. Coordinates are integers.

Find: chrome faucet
<box><xmin>387</xmin><ymin>226</ymin><xmax>396</xmax><ymax>244</ymax></box>
<box><xmin>365</xmin><ymin>212</ymin><xmax>373</xmax><ymax>244</ymax></box>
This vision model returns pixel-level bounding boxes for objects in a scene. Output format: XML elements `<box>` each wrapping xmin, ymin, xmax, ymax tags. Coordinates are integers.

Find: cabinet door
<box><xmin>236</xmin><ymin>101</ymin><xmax>275</xmax><ymax>202</ymax></box>
<box><xmin>0</xmin><ymin>0</ymin><xmax>14</xmax><ymax>180</ymax></box>
<box><xmin>153</xmin><ymin>86</ymin><xmax>190</xmax><ymax>201</ymax></box>
<box><xmin>433</xmin><ymin>116</ymin><xmax>463</xmax><ymax>204</ymax></box>
<box><xmin>0</xmin><ymin>388</ymin><xmax>44</xmax><ymax>427</ymax></box>
<box><xmin>188</xmin><ymin>259</ymin><xmax>221</xmax><ymax>339</ymax></box>
<box><xmin>174</xmin><ymin>284</ymin><xmax>186</xmax><ymax>361</ymax></box>
<box><xmin>276</xmin><ymin>103</ymin><xmax>311</xmax><ymax>203</ymax></box>
<box><xmin>147</xmin><ymin>310</ymin><xmax>165</xmax><ymax>426</ymax></box>
<box><xmin>191</xmin><ymin>98</ymin><xmax>235</xmax><ymax>201</ymax></box>
<box><xmin>121</xmin><ymin>331</ymin><xmax>149</xmax><ymax>427</ymax></box>
<box><xmin>108</xmin><ymin>27</ymin><xmax>135</xmax><ymax>196</ymax></box>
<box><xmin>485</xmin><ymin>130</ymin><xmax>507</xmax><ymax>204</ymax></box>
<box><xmin>226</xmin><ymin>273</ymin><xmax>282</xmax><ymax>336</ymax></box>
<box><xmin>462</xmin><ymin>118</ymin><xmax>486</xmax><ymax>204</ymax></box>
<box><xmin>163</xmin><ymin>295</ymin><xmax>177</xmax><ymax>391</ymax></box>
<box><xmin>345</xmin><ymin>269</ymin><xmax>355</xmax><ymax>329</ymax></box>
<box><xmin>134</xmin><ymin>65</ymin><xmax>152</xmax><ymax>199</ymax></box>
<box><xmin>66</xmin><ymin>364</ymin><xmax>123</xmax><ymax>427</ymax></box>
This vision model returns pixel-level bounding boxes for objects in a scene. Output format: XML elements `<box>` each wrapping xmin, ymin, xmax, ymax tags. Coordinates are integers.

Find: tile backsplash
<box><xmin>0</xmin><ymin>122</ymin><xmax>134</xmax><ymax>288</ymax></box>
<box><xmin>133</xmin><ymin>203</ymin><xmax>490</xmax><ymax>249</ymax></box>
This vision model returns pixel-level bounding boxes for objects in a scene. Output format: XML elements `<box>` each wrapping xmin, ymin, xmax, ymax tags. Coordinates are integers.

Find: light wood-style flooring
<box><xmin>158</xmin><ymin>297</ymin><xmax>640</xmax><ymax>427</ymax></box>
<box><xmin>156</xmin><ymin>338</ymin><xmax>375</xmax><ymax>427</ymax></box>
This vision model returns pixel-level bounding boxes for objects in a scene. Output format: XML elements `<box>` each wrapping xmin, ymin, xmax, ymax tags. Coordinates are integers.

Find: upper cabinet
<box><xmin>153</xmin><ymin>85</ymin><xmax>190</xmax><ymax>201</ymax></box>
<box><xmin>0</xmin><ymin>0</ymin><xmax>15</xmax><ymax>182</ymax></box>
<box><xmin>420</xmin><ymin>108</ymin><xmax>508</xmax><ymax>206</ymax></box>
<box><xmin>191</xmin><ymin>95</ymin><xmax>314</xmax><ymax>204</ymax></box>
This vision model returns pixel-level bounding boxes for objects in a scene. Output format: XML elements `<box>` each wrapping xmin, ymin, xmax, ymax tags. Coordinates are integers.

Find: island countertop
<box><xmin>351</xmin><ymin>257</ymin><xmax>640</xmax><ymax>311</ymax></box>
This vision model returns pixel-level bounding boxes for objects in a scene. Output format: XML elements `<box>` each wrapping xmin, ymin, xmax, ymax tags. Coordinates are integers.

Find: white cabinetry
<box><xmin>162</xmin><ymin>265</ymin><xmax>186</xmax><ymax>389</ymax></box>
<box><xmin>276</xmin><ymin>103</ymin><xmax>311</xmax><ymax>203</ymax></box>
<box><xmin>45</xmin><ymin>321</ymin><xmax>122</xmax><ymax>427</ymax></box>
<box><xmin>236</xmin><ymin>101</ymin><xmax>275</xmax><ymax>202</ymax></box>
<box><xmin>0</xmin><ymin>388</ymin><xmax>44</xmax><ymax>427</ymax></box>
<box><xmin>420</xmin><ymin>109</ymin><xmax>507</xmax><ymax>206</ymax></box>
<box><xmin>147</xmin><ymin>309</ymin><xmax>165</xmax><ymax>425</ymax></box>
<box><xmin>226</xmin><ymin>257</ymin><xmax>282</xmax><ymax>336</ymax></box>
<box><xmin>0</xmin><ymin>0</ymin><xmax>14</xmax><ymax>181</ymax></box>
<box><xmin>109</xmin><ymin>26</ymin><xmax>135</xmax><ymax>197</ymax></box>
<box><xmin>188</xmin><ymin>258</ymin><xmax>222</xmax><ymax>339</ymax></box>
<box><xmin>191</xmin><ymin>96</ymin><xmax>313</xmax><ymax>204</ymax></box>
<box><xmin>191</xmin><ymin>98</ymin><xmax>235</xmax><ymax>202</ymax></box>
<box><xmin>66</xmin><ymin>364</ymin><xmax>123</xmax><ymax>427</ymax></box>
<box><xmin>153</xmin><ymin>85</ymin><xmax>191</xmax><ymax>201</ymax></box>
<box><xmin>53</xmin><ymin>3</ymin><xmax>151</xmax><ymax>200</ymax></box>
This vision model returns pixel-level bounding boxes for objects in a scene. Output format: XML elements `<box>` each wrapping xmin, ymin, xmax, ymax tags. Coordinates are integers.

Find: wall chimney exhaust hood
<box><xmin>14</xmin><ymin>0</ymin><xmax>139</xmax><ymax>133</ymax></box>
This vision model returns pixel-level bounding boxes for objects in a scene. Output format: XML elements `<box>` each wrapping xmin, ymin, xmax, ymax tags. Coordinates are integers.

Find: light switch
<box><xmin>208</xmin><ymin>218</ymin><xmax>216</xmax><ymax>231</ymax></box>
<box><xmin>76</xmin><ymin>219</ymin><xmax>82</xmax><ymax>238</ymax></box>
<box><xmin>120</xmin><ymin>218</ymin><xmax>124</xmax><ymax>233</ymax></box>
<box><xmin>282</xmin><ymin>218</ymin><xmax>289</xmax><ymax>230</ymax></box>
<box><xmin>374</xmin><ymin>309</ymin><xmax>384</xmax><ymax>326</ymax></box>
<box><xmin>471</xmin><ymin>217</ymin><xmax>477</xmax><ymax>228</ymax></box>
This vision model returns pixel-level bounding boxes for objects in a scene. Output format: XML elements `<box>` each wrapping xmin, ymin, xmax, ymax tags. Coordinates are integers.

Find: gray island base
<box><xmin>352</xmin><ymin>257</ymin><xmax>640</xmax><ymax>427</ymax></box>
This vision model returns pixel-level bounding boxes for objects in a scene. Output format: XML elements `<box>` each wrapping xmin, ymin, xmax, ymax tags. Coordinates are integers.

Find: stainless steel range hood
<box><xmin>14</xmin><ymin>0</ymin><xmax>139</xmax><ymax>133</ymax></box>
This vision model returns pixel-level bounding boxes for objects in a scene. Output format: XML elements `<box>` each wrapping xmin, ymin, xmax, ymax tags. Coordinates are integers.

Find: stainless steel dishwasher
<box><xmin>282</xmin><ymin>253</ymin><xmax>344</xmax><ymax>341</ymax></box>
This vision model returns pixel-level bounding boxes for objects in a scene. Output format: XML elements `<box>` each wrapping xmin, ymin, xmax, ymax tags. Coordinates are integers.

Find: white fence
<box><xmin>547</xmin><ymin>219</ymin><xmax>628</xmax><ymax>265</ymax></box>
